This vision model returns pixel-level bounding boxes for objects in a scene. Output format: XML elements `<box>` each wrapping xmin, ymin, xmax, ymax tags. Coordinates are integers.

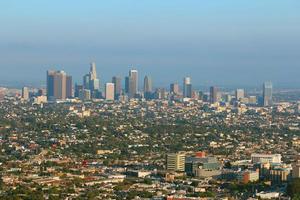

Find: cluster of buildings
<box><xmin>166</xmin><ymin>152</ymin><xmax>221</xmax><ymax>179</ymax></box>
<box><xmin>19</xmin><ymin>63</ymin><xmax>274</xmax><ymax>110</ymax></box>
<box><xmin>165</xmin><ymin>152</ymin><xmax>300</xmax><ymax>185</ymax></box>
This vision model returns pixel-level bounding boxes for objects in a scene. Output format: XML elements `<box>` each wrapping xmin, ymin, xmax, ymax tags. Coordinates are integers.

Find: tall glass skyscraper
<box><xmin>263</xmin><ymin>81</ymin><xmax>273</xmax><ymax>107</ymax></box>
<box><xmin>143</xmin><ymin>75</ymin><xmax>152</xmax><ymax>100</ymax></box>
<box><xmin>183</xmin><ymin>77</ymin><xmax>192</xmax><ymax>98</ymax></box>
<box><xmin>47</xmin><ymin>70</ymin><xmax>70</xmax><ymax>101</ymax></box>
<box><xmin>143</xmin><ymin>76</ymin><xmax>152</xmax><ymax>93</ymax></box>
<box><xmin>127</xmin><ymin>69</ymin><xmax>138</xmax><ymax>98</ymax></box>
<box><xmin>112</xmin><ymin>76</ymin><xmax>122</xmax><ymax>99</ymax></box>
<box><xmin>210</xmin><ymin>86</ymin><xmax>219</xmax><ymax>104</ymax></box>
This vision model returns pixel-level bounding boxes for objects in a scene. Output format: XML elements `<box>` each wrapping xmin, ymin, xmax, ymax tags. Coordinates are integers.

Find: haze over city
<box><xmin>1</xmin><ymin>1</ymin><xmax>300</xmax><ymax>87</ymax></box>
<box><xmin>3</xmin><ymin>1</ymin><xmax>300</xmax><ymax>199</ymax></box>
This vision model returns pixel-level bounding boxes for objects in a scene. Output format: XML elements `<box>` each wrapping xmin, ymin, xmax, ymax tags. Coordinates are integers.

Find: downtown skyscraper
<box><xmin>89</xmin><ymin>62</ymin><xmax>100</xmax><ymax>91</ymax></box>
<box><xmin>105</xmin><ymin>83</ymin><xmax>115</xmax><ymax>101</ymax></box>
<box><xmin>112</xmin><ymin>76</ymin><xmax>122</xmax><ymax>100</ymax></box>
<box><xmin>170</xmin><ymin>83</ymin><xmax>180</xmax><ymax>95</ymax></box>
<box><xmin>263</xmin><ymin>81</ymin><xmax>273</xmax><ymax>107</ymax></box>
<box><xmin>210</xmin><ymin>86</ymin><xmax>219</xmax><ymax>104</ymax></box>
<box><xmin>125</xmin><ymin>69</ymin><xmax>138</xmax><ymax>99</ymax></box>
<box><xmin>183</xmin><ymin>77</ymin><xmax>192</xmax><ymax>98</ymax></box>
<box><xmin>47</xmin><ymin>70</ymin><xmax>72</xmax><ymax>101</ymax></box>
<box><xmin>143</xmin><ymin>75</ymin><xmax>152</xmax><ymax>99</ymax></box>
<box><xmin>143</xmin><ymin>76</ymin><xmax>152</xmax><ymax>93</ymax></box>
<box><xmin>81</xmin><ymin>62</ymin><xmax>100</xmax><ymax>98</ymax></box>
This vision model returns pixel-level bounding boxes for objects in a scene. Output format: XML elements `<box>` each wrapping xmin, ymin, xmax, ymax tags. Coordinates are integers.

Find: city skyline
<box><xmin>1</xmin><ymin>1</ymin><xmax>300</xmax><ymax>198</ymax></box>
<box><xmin>45</xmin><ymin>63</ymin><xmax>276</xmax><ymax>93</ymax></box>
<box><xmin>42</xmin><ymin>63</ymin><xmax>272</xmax><ymax>107</ymax></box>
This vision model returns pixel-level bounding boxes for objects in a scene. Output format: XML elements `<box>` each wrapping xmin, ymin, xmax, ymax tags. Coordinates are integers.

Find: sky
<box><xmin>0</xmin><ymin>0</ymin><xmax>300</xmax><ymax>88</ymax></box>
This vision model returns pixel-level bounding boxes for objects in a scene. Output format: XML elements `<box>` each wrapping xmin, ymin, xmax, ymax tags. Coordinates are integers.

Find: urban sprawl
<box><xmin>0</xmin><ymin>63</ymin><xmax>300</xmax><ymax>200</ymax></box>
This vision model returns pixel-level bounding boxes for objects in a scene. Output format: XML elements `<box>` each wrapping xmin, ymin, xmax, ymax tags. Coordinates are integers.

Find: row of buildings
<box><xmin>166</xmin><ymin>152</ymin><xmax>300</xmax><ymax>185</ymax></box>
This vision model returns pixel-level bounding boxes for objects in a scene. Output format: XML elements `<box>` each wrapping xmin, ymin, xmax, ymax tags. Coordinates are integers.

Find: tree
<box><xmin>287</xmin><ymin>178</ymin><xmax>300</xmax><ymax>198</ymax></box>
<box><xmin>224</xmin><ymin>161</ymin><xmax>232</xmax><ymax>169</ymax></box>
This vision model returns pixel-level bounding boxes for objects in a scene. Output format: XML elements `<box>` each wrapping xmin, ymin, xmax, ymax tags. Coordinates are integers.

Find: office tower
<box><xmin>183</xmin><ymin>77</ymin><xmax>192</xmax><ymax>98</ymax></box>
<box><xmin>210</xmin><ymin>86</ymin><xmax>219</xmax><ymax>104</ymax></box>
<box><xmin>129</xmin><ymin>69</ymin><xmax>138</xmax><ymax>92</ymax></box>
<box><xmin>125</xmin><ymin>76</ymin><xmax>129</xmax><ymax>94</ymax></box>
<box><xmin>186</xmin><ymin>84</ymin><xmax>192</xmax><ymax>98</ymax></box>
<box><xmin>112</xmin><ymin>76</ymin><xmax>122</xmax><ymax>99</ymax></box>
<box><xmin>75</xmin><ymin>84</ymin><xmax>84</xmax><ymax>98</ymax></box>
<box><xmin>143</xmin><ymin>76</ymin><xmax>152</xmax><ymax>93</ymax></box>
<box><xmin>128</xmin><ymin>69</ymin><xmax>138</xmax><ymax>97</ymax></box>
<box><xmin>166</xmin><ymin>152</ymin><xmax>186</xmax><ymax>172</ymax></box>
<box><xmin>79</xmin><ymin>89</ymin><xmax>91</xmax><ymax>101</ymax></box>
<box><xmin>263</xmin><ymin>81</ymin><xmax>273</xmax><ymax>107</ymax></box>
<box><xmin>128</xmin><ymin>77</ymin><xmax>136</xmax><ymax>98</ymax></box>
<box><xmin>47</xmin><ymin>70</ymin><xmax>67</xmax><ymax>100</ymax></box>
<box><xmin>90</xmin><ymin>62</ymin><xmax>97</xmax><ymax>80</ymax></box>
<box><xmin>105</xmin><ymin>83</ymin><xmax>115</xmax><ymax>100</ymax></box>
<box><xmin>170</xmin><ymin>83</ymin><xmax>180</xmax><ymax>95</ymax></box>
<box><xmin>83</xmin><ymin>74</ymin><xmax>90</xmax><ymax>89</ymax></box>
<box><xmin>89</xmin><ymin>79</ymin><xmax>100</xmax><ymax>91</ymax></box>
<box><xmin>22</xmin><ymin>87</ymin><xmax>29</xmax><ymax>100</ymax></box>
<box><xmin>89</xmin><ymin>62</ymin><xmax>100</xmax><ymax>91</ymax></box>
<box><xmin>143</xmin><ymin>76</ymin><xmax>152</xmax><ymax>100</ymax></box>
<box><xmin>66</xmin><ymin>75</ymin><xmax>73</xmax><ymax>98</ymax></box>
<box><xmin>235</xmin><ymin>89</ymin><xmax>245</xmax><ymax>100</ymax></box>
<box><xmin>82</xmin><ymin>62</ymin><xmax>100</xmax><ymax>92</ymax></box>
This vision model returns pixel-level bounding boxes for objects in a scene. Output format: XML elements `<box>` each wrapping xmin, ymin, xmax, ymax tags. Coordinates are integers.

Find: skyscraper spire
<box><xmin>90</xmin><ymin>62</ymin><xmax>97</xmax><ymax>80</ymax></box>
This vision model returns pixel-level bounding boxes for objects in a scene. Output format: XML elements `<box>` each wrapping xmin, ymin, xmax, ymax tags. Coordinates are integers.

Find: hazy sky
<box><xmin>0</xmin><ymin>1</ymin><xmax>300</xmax><ymax>88</ymax></box>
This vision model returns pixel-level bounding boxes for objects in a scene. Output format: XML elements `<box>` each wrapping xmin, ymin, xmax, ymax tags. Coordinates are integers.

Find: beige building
<box><xmin>33</xmin><ymin>96</ymin><xmax>47</xmax><ymax>104</ymax></box>
<box><xmin>166</xmin><ymin>152</ymin><xmax>185</xmax><ymax>172</ymax></box>
<box><xmin>105</xmin><ymin>83</ymin><xmax>115</xmax><ymax>100</ymax></box>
